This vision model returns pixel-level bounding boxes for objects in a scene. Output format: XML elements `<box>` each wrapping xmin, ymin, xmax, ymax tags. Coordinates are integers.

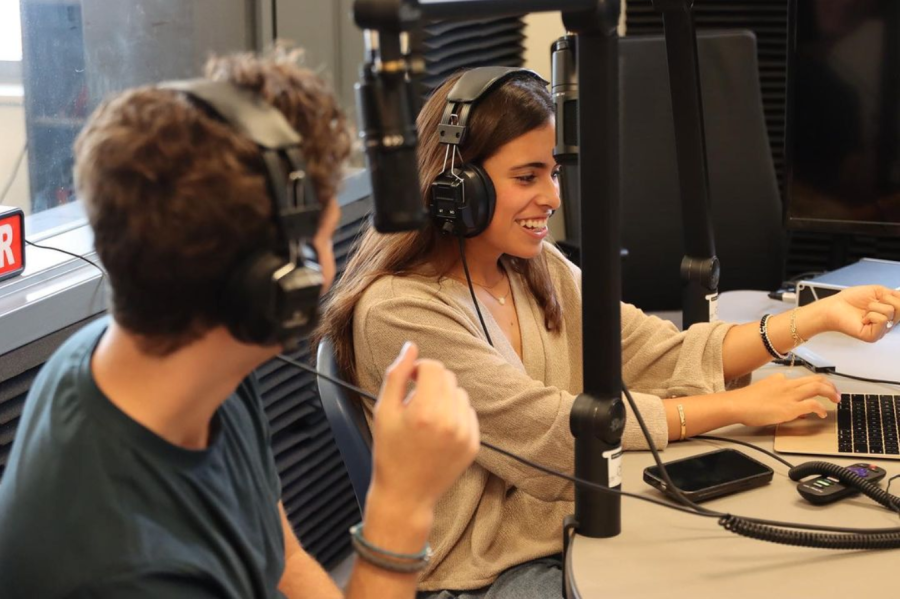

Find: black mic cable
<box><xmin>24</xmin><ymin>240</ymin><xmax>107</xmax><ymax>278</ymax></box>
<box><xmin>829</xmin><ymin>371</ymin><xmax>900</xmax><ymax>387</ymax></box>
<box><xmin>276</xmin><ymin>353</ymin><xmax>900</xmax><ymax>547</ymax></box>
<box><xmin>275</xmin><ymin>353</ymin><xmax>714</xmax><ymax>518</ymax></box>
<box><xmin>457</xmin><ymin>235</ymin><xmax>494</xmax><ymax>347</ymax></box>
<box><xmin>618</xmin><ymin>378</ymin><xmax>900</xmax><ymax>545</ymax></box>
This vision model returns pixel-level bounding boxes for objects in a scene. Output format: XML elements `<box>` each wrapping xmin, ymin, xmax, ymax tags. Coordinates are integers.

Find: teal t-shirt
<box><xmin>0</xmin><ymin>318</ymin><xmax>286</xmax><ymax>598</ymax></box>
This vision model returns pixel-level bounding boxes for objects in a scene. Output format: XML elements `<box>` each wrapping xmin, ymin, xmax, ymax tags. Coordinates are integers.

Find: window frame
<box><xmin>0</xmin><ymin>170</ymin><xmax>371</xmax><ymax>358</ymax></box>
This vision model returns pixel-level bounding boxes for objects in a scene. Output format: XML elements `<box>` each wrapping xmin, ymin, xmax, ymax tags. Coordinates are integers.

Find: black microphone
<box><xmin>551</xmin><ymin>35</ymin><xmax>580</xmax><ymax>247</ymax></box>
<box><xmin>355</xmin><ymin>61</ymin><xmax>426</xmax><ymax>233</ymax></box>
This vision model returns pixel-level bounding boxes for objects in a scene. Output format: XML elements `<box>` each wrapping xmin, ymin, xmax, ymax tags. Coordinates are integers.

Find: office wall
<box><xmin>0</xmin><ymin>98</ymin><xmax>30</xmax><ymax>215</ymax></box>
<box><xmin>274</xmin><ymin>0</ymin><xmax>363</xmax><ymax>131</ymax></box>
<box><xmin>523</xmin><ymin>13</ymin><xmax>564</xmax><ymax>80</ymax></box>
<box><xmin>524</xmin><ymin>5</ymin><xmax>628</xmax><ymax>79</ymax></box>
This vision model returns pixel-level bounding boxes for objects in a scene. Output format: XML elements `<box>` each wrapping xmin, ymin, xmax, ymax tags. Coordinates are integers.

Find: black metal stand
<box><xmin>651</xmin><ymin>0</ymin><xmax>720</xmax><ymax>328</ymax></box>
<box><xmin>564</xmin><ymin>4</ymin><xmax>626</xmax><ymax>540</ymax></box>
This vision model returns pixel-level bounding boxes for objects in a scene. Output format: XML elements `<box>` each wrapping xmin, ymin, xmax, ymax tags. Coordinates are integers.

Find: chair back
<box><xmin>316</xmin><ymin>338</ymin><xmax>373</xmax><ymax>511</ymax></box>
<box><xmin>618</xmin><ymin>31</ymin><xmax>785</xmax><ymax>311</ymax></box>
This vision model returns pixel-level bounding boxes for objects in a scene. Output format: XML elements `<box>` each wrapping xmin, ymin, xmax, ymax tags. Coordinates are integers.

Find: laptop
<box><xmin>774</xmin><ymin>391</ymin><xmax>900</xmax><ymax>460</ymax></box>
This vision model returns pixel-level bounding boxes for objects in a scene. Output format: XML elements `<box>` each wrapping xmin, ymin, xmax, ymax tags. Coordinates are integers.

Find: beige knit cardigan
<box><xmin>353</xmin><ymin>243</ymin><xmax>736</xmax><ymax>591</ymax></box>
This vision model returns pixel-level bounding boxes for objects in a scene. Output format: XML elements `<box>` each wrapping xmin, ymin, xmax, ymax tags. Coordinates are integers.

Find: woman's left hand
<box><xmin>813</xmin><ymin>285</ymin><xmax>900</xmax><ymax>343</ymax></box>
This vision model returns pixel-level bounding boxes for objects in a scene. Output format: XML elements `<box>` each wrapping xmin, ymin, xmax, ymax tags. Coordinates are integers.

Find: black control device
<box><xmin>796</xmin><ymin>463</ymin><xmax>887</xmax><ymax>506</ymax></box>
<box><xmin>643</xmin><ymin>448</ymin><xmax>774</xmax><ymax>503</ymax></box>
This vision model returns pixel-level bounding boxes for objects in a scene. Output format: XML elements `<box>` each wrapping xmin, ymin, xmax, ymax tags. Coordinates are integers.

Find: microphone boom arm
<box><xmin>652</xmin><ymin>0</ymin><xmax>720</xmax><ymax>328</ymax></box>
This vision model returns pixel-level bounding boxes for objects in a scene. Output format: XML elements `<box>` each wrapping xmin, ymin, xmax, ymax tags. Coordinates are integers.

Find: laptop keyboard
<box><xmin>837</xmin><ymin>394</ymin><xmax>900</xmax><ymax>455</ymax></box>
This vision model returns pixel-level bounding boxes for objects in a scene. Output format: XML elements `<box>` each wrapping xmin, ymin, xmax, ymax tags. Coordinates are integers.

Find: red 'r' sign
<box><xmin>0</xmin><ymin>206</ymin><xmax>25</xmax><ymax>282</ymax></box>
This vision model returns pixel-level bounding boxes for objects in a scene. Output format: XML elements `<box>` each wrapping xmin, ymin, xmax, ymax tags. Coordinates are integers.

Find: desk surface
<box><xmin>569</xmin><ymin>291</ymin><xmax>900</xmax><ymax>598</ymax></box>
<box><xmin>715</xmin><ymin>290</ymin><xmax>899</xmax><ymax>382</ymax></box>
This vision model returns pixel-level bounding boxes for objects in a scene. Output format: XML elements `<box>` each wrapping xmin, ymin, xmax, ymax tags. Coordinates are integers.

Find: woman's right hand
<box><xmin>730</xmin><ymin>373</ymin><xmax>840</xmax><ymax>427</ymax></box>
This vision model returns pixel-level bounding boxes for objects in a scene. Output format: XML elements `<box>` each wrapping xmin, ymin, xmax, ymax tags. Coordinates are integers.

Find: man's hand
<box><xmin>344</xmin><ymin>343</ymin><xmax>479</xmax><ymax>599</ymax></box>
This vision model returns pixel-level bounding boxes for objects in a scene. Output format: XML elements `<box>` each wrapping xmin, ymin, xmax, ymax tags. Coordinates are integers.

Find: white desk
<box><xmin>568</xmin><ymin>291</ymin><xmax>900</xmax><ymax>598</ymax></box>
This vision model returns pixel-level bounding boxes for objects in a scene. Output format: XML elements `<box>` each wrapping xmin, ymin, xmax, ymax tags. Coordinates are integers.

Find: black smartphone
<box><xmin>643</xmin><ymin>448</ymin><xmax>774</xmax><ymax>502</ymax></box>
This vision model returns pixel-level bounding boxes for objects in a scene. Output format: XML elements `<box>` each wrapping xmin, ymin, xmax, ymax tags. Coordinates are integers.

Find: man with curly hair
<box><xmin>0</xmin><ymin>51</ymin><xmax>480</xmax><ymax>599</ymax></box>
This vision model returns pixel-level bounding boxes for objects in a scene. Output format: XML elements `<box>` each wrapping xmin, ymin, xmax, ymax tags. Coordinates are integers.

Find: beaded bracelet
<box><xmin>759</xmin><ymin>313</ymin><xmax>787</xmax><ymax>360</ymax></box>
<box><xmin>349</xmin><ymin>523</ymin><xmax>432</xmax><ymax>573</ymax></box>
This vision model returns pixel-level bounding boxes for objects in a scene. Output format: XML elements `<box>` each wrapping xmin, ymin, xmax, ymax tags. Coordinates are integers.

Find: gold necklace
<box><xmin>473</xmin><ymin>277</ymin><xmax>511</xmax><ymax>305</ymax></box>
<box><xmin>450</xmin><ymin>273</ymin><xmax>512</xmax><ymax>305</ymax></box>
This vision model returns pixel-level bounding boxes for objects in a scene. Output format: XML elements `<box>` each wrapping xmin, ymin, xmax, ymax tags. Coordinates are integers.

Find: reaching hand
<box><xmin>370</xmin><ymin>342</ymin><xmax>480</xmax><ymax>512</ymax></box>
<box><xmin>814</xmin><ymin>285</ymin><xmax>900</xmax><ymax>343</ymax></box>
<box><xmin>731</xmin><ymin>373</ymin><xmax>840</xmax><ymax>427</ymax></box>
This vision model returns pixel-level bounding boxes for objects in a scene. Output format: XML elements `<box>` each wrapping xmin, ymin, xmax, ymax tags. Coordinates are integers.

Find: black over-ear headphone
<box><xmin>429</xmin><ymin>66</ymin><xmax>549</xmax><ymax>238</ymax></box>
<box><xmin>159</xmin><ymin>79</ymin><xmax>323</xmax><ymax>348</ymax></box>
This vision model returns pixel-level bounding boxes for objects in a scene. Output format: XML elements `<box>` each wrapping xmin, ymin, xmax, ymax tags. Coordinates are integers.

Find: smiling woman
<box><xmin>314</xmin><ymin>68</ymin><xmax>587</xmax><ymax>596</ymax></box>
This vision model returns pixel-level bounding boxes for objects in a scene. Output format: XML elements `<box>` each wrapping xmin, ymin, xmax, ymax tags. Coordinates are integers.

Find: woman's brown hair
<box><xmin>315</xmin><ymin>69</ymin><xmax>561</xmax><ymax>381</ymax></box>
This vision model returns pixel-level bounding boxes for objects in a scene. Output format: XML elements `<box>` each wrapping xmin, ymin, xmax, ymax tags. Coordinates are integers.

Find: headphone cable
<box><xmin>24</xmin><ymin>239</ymin><xmax>107</xmax><ymax>278</ymax></box>
<box><xmin>276</xmin><ymin>353</ymin><xmax>713</xmax><ymax>518</ymax></box>
<box><xmin>457</xmin><ymin>235</ymin><xmax>494</xmax><ymax>347</ymax></box>
<box><xmin>277</xmin><ymin>354</ymin><xmax>900</xmax><ymax>543</ymax></box>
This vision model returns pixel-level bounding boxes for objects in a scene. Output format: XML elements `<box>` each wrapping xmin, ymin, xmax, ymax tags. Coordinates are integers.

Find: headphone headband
<box><xmin>160</xmin><ymin>79</ymin><xmax>319</xmax><ymax>241</ymax></box>
<box><xmin>438</xmin><ymin>67</ymin><xmax>549</xmax><ymax>144</ymax></box>
<box><xmin>447</xmin><ymin>66</ymin><xmax>548</xmax><ymax>103</ymax></box>
<box><xmin>160</xmin><ymin>79</ymin><xmax>301</xmax><ymax>149</ymax></box>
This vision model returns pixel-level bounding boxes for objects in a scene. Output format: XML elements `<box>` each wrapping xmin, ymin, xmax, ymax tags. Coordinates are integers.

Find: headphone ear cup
<box><xmin>460</xmin><ymin>163</ymin><xmax>496</xmax><ymax>238</ymax></box>
<box><xmin>429</xmin><ymin>164</ymin><xmax>495</xmax><ymax>237</ymax></box>
<box><xmin>221</xmin><ymin>252</ymin><xmax>283</xmax><ymax>345</ymax></box>
<box><xmin>429</xmin><ymin>172</ymin><xmax>465</xmax><ymax>235</ymax></box>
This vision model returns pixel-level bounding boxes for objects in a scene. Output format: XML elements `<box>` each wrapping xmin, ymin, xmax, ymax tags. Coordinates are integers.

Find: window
<box><xmin>0</xmin><ymin>0</ymin><xmax>257</xmax><ymax>223</ymax></box>
<box><xmin>0</xmin><ymin>0</ymin><xmax>25</xmax><ymax>228</ymax></box>
<box><xmin>0</xmin><ymin>0</ymin><xmax>22</xmax><ymax>62</ymax></box>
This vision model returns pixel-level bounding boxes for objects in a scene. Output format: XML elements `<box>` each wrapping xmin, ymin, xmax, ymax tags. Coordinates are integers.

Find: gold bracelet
<box><xmin>789</xmin><ymin>307</ymin><xmax>807</xmax><ymax>348</ymax></box>
<box><xmin>677</xmin><ymin>404</ymin><xmax>687</xmax><ymax>441</ymax></box>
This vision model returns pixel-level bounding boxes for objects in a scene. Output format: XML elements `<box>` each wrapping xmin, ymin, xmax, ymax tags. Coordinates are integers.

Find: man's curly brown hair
<box><xmin>74</xmin><ymin>49</ymin><xmax>351</xmax><ymax>355</ymax></box>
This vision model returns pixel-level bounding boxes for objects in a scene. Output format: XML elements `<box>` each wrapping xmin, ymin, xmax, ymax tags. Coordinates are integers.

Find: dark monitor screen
<box><xmin>786</xmin><ymin>0</ymin><xmax>900</xmax><ymax>235</ymax></box>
